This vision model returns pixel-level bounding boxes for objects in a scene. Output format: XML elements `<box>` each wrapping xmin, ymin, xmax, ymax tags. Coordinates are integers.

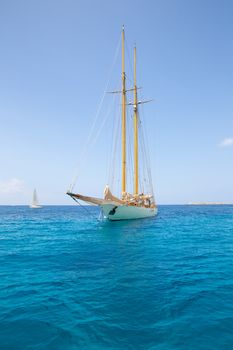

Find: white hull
<box><xmin>30</xmin><ymin>205</ymin><xmax>42</xmax><ymax>209</ymax></box>
<box><xmin>101</xmin><ymin>203</ymin><xmax>157</xmax><ymax>221</ymax></box>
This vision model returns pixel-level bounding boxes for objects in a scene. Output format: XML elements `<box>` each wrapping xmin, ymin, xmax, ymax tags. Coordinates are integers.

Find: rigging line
<box><xmin>91</xmin><ymin>92</ymin><xmax>117</xmax><ymax>147</ymax></box>
<box><xmin>89</xmin><ymin>80</ymin><xmax>120</xmax><ymax>151</ymax></box>
<box><xmin>113</xmin><ymin>111</ymin><xmax>121</xmax><ymax>198</ymax></box>
<box><xmin>127</xmin><ymin>113</ymin><xmax>134</xmax><ymax>193</ymax></box>
<box><xmin>69</xmin><ymin>34</ymin><xmax>122</xmax><ymax>192</ymax></box>
<box><xmin>138</xmin><ymin>109</ymin><xmax>152</xmax><ymax>194</ymax></box>
<box><xmin>141</xmin><ymin>112</ymin><xmax>154</xmax><ymax>195</ymax></box>
<box><xmin>139</xmin><ymin>124</ymin><xmax>147</xmax><ymax>193</ymax></box>
<box><xmin>70</xmin><ymin>195</ymin><xmax>98</xmax><ymax>220</ymax></box>
<box><xmin>140</xmin><ymin>93</ymin><xmax>154</xmax><ymax>164</ymax></box>
<box><xmin>106</xmin><ymin>91</ymin><xmax>120</xmax><ymax>194</ymax></box>
<box><xmin>109</xmin><ymin>96</ymin><xmax>121</xmax><ymax>188</ymax></box>
<box><xmin>137</xmin><ymin>107</ymin><xmax>146</xmax><ymax>192</ymax></box>
<box><xmin>139</xmin><ymin>121</ymin><xmax>154</xmax><ymax>197</ymax></box>
<box><xmin>140</xmin><ymin>134</ymin><xmax>147</xmax><ymax>193</ymax></box>
<box><xmin>125</xmin><ymin>35</ymin><xmax>134</xmax><ymax>83</ymax></box>
<box><xmin>106</xmin><ymin>89</ymin><xmax>119</xmax><ymax>185</ymax></box>
<box><xmin>106</xmin><ymin>92</ymin><xmax>117</xmax><ymax>184</ymax></box>
<box><xmin>70</xmin><ymin>97</ymin><xmax>113</xmax><ymax>193</ymax></box>
<box><xmin>125</xmin><ymin>95</ymin><xmax>133</xmax><ymax>193</ymax></box>
<box><xmin>138</xmin><ymin>92</ymin><xmax>154</xmax><ymax>193</ymax></box>
<box><xmin>114</xmin><ymin>113</ymin><xmax>121</xmax><ymax>190</ymax></box>
<box><xmin>70</xmin><ymin>88</ymin><xmax>117</xmax><ymax>193</ymax></box>
<box><xmin>138</xmin><ymin>137</ymin><xmax>145</xmax><ymax>193</ymax></box>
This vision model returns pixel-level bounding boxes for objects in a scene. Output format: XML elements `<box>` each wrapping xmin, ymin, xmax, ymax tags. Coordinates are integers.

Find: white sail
<box><xmin>30</xmin><ymin>189</ymin><xmax>42</xmax><ymax>209</ymax></box>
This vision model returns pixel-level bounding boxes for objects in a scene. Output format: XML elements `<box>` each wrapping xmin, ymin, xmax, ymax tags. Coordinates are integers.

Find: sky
<box><xmin>0</xmin><ymin>0</ymin><xmax>232</xmax><ymax>205</ymax></box>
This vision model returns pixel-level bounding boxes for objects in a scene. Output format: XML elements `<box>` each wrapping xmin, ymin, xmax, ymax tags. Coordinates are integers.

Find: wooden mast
<box><xmin>122</xmin><ymin>25</ymin><xmax>126</xmax><ymax>195</ymax></box>
<box><xmin>133</xmin><ymin>45</ymin><xmax>139</xmax><ymax>195</ymax></box>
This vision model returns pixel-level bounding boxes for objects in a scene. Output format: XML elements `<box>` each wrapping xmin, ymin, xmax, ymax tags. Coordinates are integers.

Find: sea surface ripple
<box><xmin>0</xmin><ymin>205</ymin><xmax>233</xmax><ymax>349</ymax></box>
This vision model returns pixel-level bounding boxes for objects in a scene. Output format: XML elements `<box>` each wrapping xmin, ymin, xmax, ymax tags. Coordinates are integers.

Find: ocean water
<box><xmin>0</xmin><ymin>205</ymin><xmax>233</xmax><ymax>350</ymax></box>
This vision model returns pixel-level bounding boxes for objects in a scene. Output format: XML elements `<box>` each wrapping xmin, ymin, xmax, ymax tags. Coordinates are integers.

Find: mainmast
<box><xmin>133</xmin><ymin>46</ymin><xmax>139</xmax><ymax>195</ymax></box>
<box><xmin>122</xmin><ymin>25</ymin><xmax>126</xmax><ymax>195</ymax></box>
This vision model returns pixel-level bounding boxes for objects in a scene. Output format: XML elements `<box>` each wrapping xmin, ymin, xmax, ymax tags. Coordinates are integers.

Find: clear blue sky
<box><xmin>0</xmin><ymin>0</ymin><xmax>232</xmax><ymax>205</ymax></box>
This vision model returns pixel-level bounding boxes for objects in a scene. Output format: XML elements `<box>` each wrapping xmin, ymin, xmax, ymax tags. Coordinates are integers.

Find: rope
<box><xmin>107</xmin><ymin>93</ymin><xmax>121</xmax><ymax>189</ymax></box>
<box><xmin>69</xmin><ymin>34</ymin><xmax>122</xmax><ymax>192</ymax></box>
<box><xmin>125</xmin><ymin>35</ymin><xmax>134</xmax><ymax>84</ymax></box>
<box><xmin>139</xmin><ymin>110</ymin><xmax>155</xmax><ymax>199</ymax></box>
<box><xmin>70</xmin><ymin>195</ymin><xmax>99</xmax><ymax>220</ymax></box>
<box><xmin>127</xmin><ymin>112</ymin><xmax>134</xmax><ymax>193</ymax></box>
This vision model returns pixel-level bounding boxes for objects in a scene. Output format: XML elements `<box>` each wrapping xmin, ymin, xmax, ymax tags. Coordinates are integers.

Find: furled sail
<box><xmin>67</xmin><ymin>185</ymin><xmax>124</xmax><ymax>206</ymax></box>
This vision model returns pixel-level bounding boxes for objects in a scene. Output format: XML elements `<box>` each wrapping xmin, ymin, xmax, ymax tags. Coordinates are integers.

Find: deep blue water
<box><xmin>0</xmin><ymin>205</ymin><xmax>233</xmax><ymax>349</ymax></box>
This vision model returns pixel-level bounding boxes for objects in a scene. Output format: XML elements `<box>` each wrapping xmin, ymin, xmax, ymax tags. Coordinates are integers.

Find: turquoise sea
<box><xmin>0</xmin><ymin>205</ymin><xmax>233</xmax><ymax>349</ymax></box>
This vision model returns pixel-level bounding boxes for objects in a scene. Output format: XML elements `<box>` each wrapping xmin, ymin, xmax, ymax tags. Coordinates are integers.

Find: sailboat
<box><xmin>30</xmin><ymin>189</ymin><xmax>42</xmax><ymax>209</ymax></box>
<box><xmin>67</xmin><ymin>27</ymin><xmax>158</xmax><ymax>220</ymax></box>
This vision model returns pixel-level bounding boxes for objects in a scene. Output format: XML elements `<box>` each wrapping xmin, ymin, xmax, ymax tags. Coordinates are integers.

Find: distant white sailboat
<box><xmin>30</xmin><ymin>189</ymin><xmax>42</xmax><ymax>209</ymax></box>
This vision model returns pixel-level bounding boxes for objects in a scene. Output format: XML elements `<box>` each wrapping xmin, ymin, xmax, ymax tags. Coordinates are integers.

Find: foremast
<box><xmin>122</xmin><ymin>32</ymin><xmax>140</xmax><ymax>197</ymax></box>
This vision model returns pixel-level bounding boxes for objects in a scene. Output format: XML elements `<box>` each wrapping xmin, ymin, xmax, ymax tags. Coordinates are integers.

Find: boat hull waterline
<box><xmin>67</xmin><ymin>191</ymin><xmax>157</xmax><ymax>221</ymax></box>
<box><xmin>101</xmin><ymin>203</ymin><xmax>157</xmax><ymax>221</ymax></box>
<box><xmin>30</xmin><ymin>205</ymin><xmax>42</xmax><ymax>209</ymax></box>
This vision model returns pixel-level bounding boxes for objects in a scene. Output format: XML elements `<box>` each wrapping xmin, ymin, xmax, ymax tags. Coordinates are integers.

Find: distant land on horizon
<box><xmin>188</xmin><ymin>202</ymin><xmax>233</xmax><ymax>205</ymax></box>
